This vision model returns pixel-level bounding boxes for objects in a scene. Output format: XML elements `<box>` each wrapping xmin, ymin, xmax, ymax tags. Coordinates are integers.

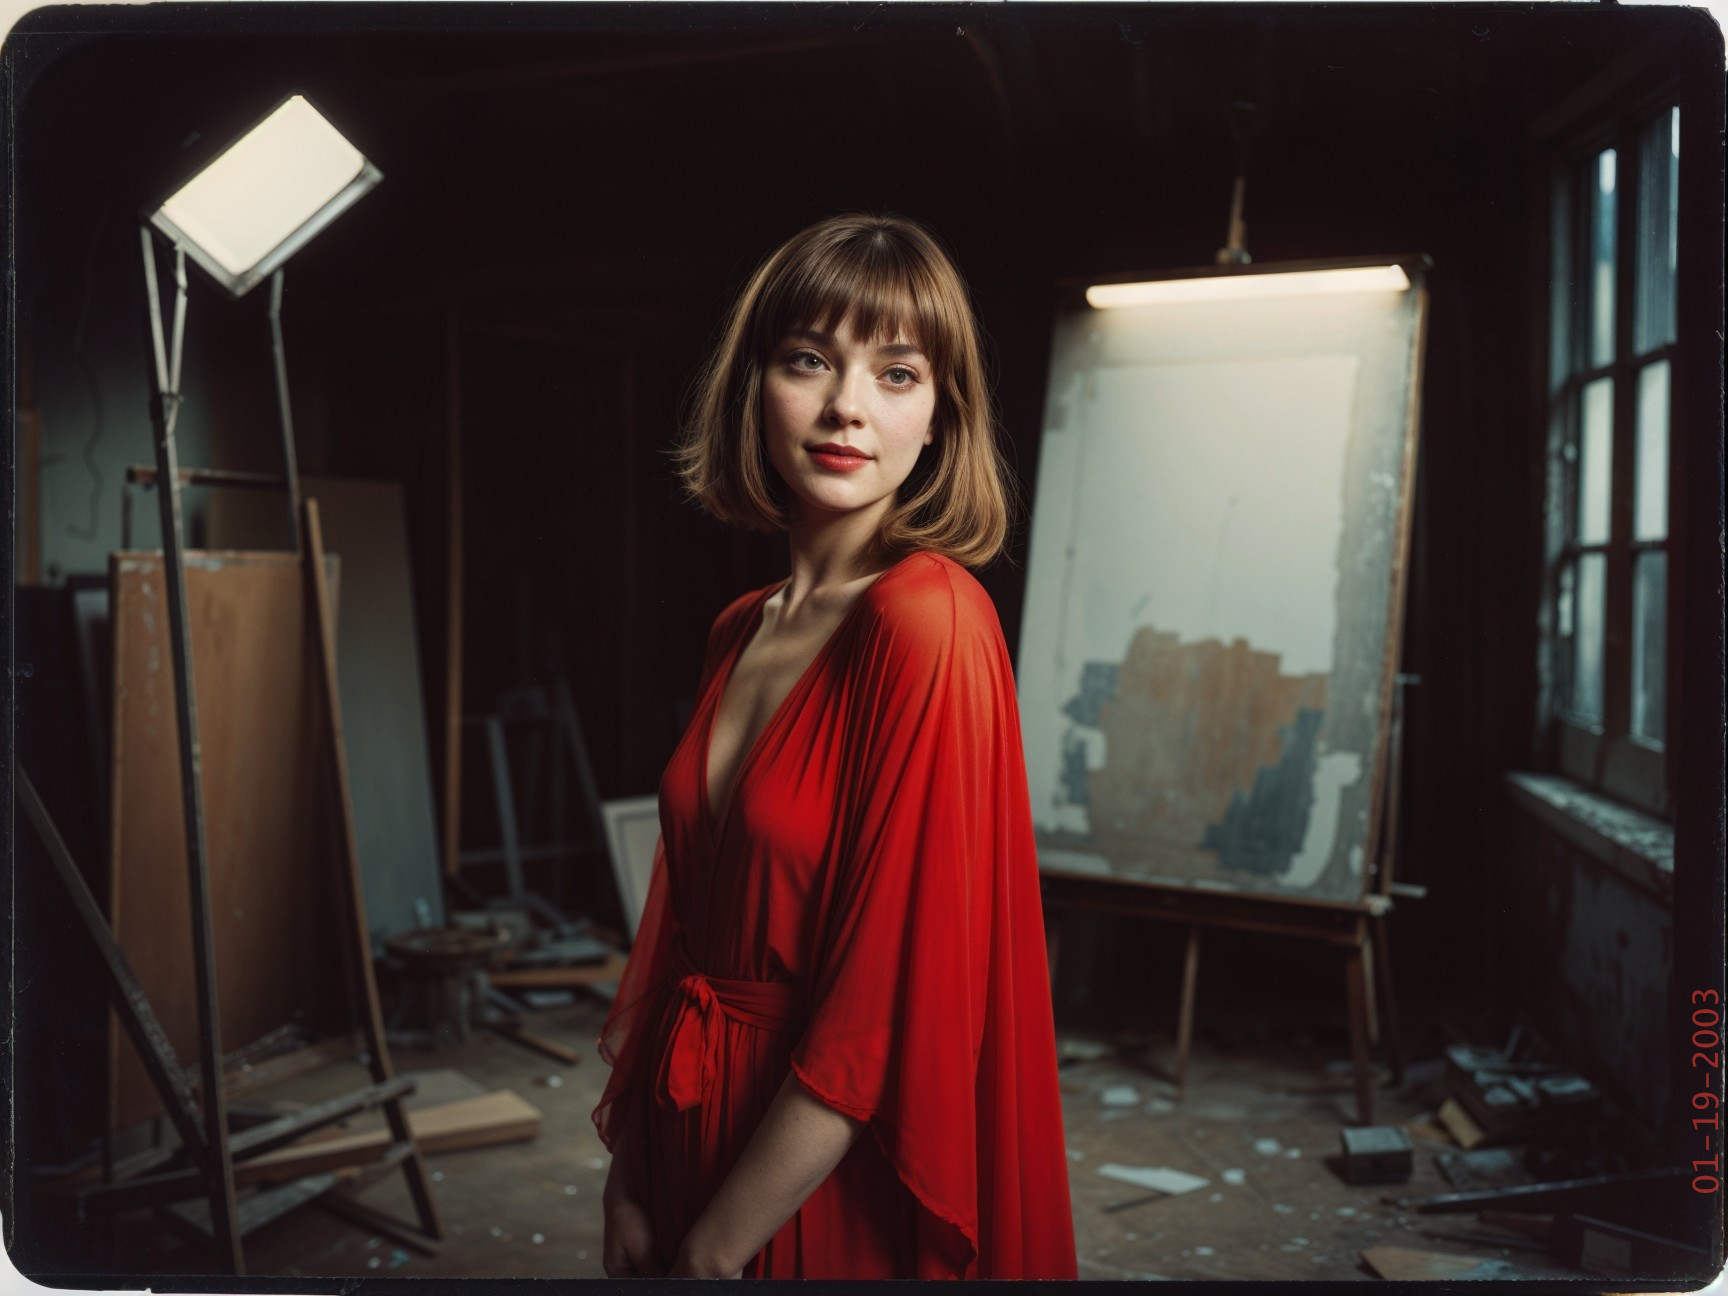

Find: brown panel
<box><xmin>107</xmin><ymin>551</ymin><xmax>347</xmax><ymax>1129</ymax></box>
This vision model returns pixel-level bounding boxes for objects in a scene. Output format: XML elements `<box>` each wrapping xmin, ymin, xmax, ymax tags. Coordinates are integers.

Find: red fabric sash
<box><xmin>654</xmin><ymin>946</ymin><xmax>806</xmax><ymax>1113</ymax></box>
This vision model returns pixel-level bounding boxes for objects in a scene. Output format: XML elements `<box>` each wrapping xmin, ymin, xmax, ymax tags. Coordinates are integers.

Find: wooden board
<box><xmin>238</xmin><ymin>1089</ymin><xmax>541</xmax><ymax>1184</ymax></box>
<box><xmin>489</xmin><ymin>952</ymin><xmax>628</xmax><ymax>988</ymax></box>
<box><xmin>209</xmin><ymin>477</ymin><xmax>445</xmax><ymax>947</ymax></box>
<box><xmin>1360</xmin><ymin>1246</ymin><xmax>1517</xmax><ymax>1280</ymax></box>
<box><xmin>107</xmin><ymin>551</ymin><xmax>348</xmax><ymax>1129</ymax></box>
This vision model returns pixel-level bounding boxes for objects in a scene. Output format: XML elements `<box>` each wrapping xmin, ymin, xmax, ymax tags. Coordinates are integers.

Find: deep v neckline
<box><xmin>699</xmin><ymin>558</ymin><xmax>908</xmax><ymax>843</ymax></box>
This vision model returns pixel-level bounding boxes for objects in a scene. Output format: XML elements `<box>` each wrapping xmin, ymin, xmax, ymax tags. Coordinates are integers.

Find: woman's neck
<box><xmin>780</xmin><ymin>498</ymin><xmax>894</xmax><ymax>611</ymax></box>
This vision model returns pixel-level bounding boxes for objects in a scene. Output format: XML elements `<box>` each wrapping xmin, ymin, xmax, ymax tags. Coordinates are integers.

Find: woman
<box><xmin>593</xmin><ymin>212</ymin><xmax>1076</xmax><ymax>1280</ymax></box>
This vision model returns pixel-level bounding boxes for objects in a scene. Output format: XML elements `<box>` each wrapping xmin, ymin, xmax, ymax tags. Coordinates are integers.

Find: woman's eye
<box><xmin>884</xmin><ymin>367</ymin><xmax>917</xmax><ymax>386</ymax></box>
<box><xmin>787</xmin><ymin>350</ymin><xmax>825</xmax><ymax>371</ymax></box>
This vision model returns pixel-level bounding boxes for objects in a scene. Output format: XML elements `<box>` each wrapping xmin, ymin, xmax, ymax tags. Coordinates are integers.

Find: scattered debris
<box><xmin>1435</xmin><ymin>1145</ymin><xmax>1532</xmax><ymax>1192</ymax></box>
<box><xmin>1437</xmin><ymin>1097</ymin><xmax>1488</xmax><ymax>1149</ymax></box>
<box><xmin>1144</xmin><ymin>1097</ymin><xmax>1176</xmax><ymax>1115</ymax></box>
<box><xmin>1058</xmin><ymin>1037</ymin><xmax>1113</xmax><ymax>1065</ymax></box>
<box><xmin>1252</xmin><ymin>1137</ymin><xmax>1281</xmax><ymax>1156</ymax></box>
<box><xmin>1290</xmin><ymin>1237</ymin><xmax>1310</xmax><ymax>1247</ymax></box>
<box><xmin>1208</xmin><ymin>1193</ymin><xmax>1223</xmax><ymax>1203</ymax></box>
<box><xmin>1099</xmin><ymin>1085</ymin><xmax>1141</xmax><ymax>1107</ymax></box>
<box><xmin>1067</xmin><ymin>1148</ymin><xmax>1085</xmax><ymax>1162</ymax></box>
<box><xmin>520</xmin><ymin>989</ymin><xmax>577</xmax><ymax>1009</ymax></box>
<box><xmin>1335</xmin><ymin>1206</ymin><xmax>1356</xmax><ymax>1217</ymax></box>
<box><xmin>1360</xmin><ymin>1245</ymin><xmax>1514</xmax><ymax>1280</ymax></box>
<box><xmin>366</xmin><ymin>1237</ymin><xmax>381</xmax><ymax>1249</ymax></box>
<box><xmin>431</xmin><ymin>1171</ymin><xmax>445</xmax><ymax>1182</ymax></box>
<box><xmin>1388</xmin><ymin>1166</ymin><xmax>1693</xmax><ymax>1215</ymax></box>
<box><xmin>1339</xmin><ymin>1125</ymin><xmax>1414</xmax><ymax>1184</ymax></box>
<box><xmin>388</xmin><ymin>1249</ymin><xmax>409</xmax><ymax>1269</ymax></box>
<box><xmin>1443</xmin><ymin>1042</ymin><xmax>1599</xmax><ymax>1141</ymax></box>
<box><xmin>536</xmin><ymin>1074</ymin><xmax>564</xmax><ymax>1089</ymax></box>
<box><xmin>1221</xmin><ymin>1168</ymin><xmax>1246</xmax><ymax>1186</ymax></box>
<box><xmin>532</xmin><ymin>1233</ymin><xmax>545</xmax><ymax>1245</ymax></box>
<box><xmin>1097</xmin><ymin>1163</ymin><xmax>1211</xmax><ymax>1195</ymax></box>
<box><xmin>367</xmin><ymin>1257</ymin><xmax>381</xmax><ymax>1269</ymax></box>
<box><xmin>1272</xmin><ymin>1203</ymin><xmax>1294</xmax><ymax>1214</ymax></box>
<box><xmin>1193</xmin><ymin>1246</ymin><xmax>1215</xmax><ymax>1257</ymax></box>
<box><xmin>1284</xmin><ymin>1147</ymin><xmax>1302</xmax><ymax>1159</ymax></box>
<box><xmin>1553</xmin><ymin>1214</ymin><xmax>1715</xmax><ymax>1280</ymax></box>
<box><xmin>585</xmin><ymin>1156</ymin><xmax>606</xmax><ymax>1170</ymax></box>
<box><xmin>564</xmin><ymin>1184</ymin><xmax>578</xmax><ymax>1195</ymax></box>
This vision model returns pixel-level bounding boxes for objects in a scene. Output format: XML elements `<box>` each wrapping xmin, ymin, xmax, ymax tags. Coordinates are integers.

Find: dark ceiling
<box><xmin>12</xmin><ymin>3</ymin><xmax>1712</xmax><ymax>340</ymax></box>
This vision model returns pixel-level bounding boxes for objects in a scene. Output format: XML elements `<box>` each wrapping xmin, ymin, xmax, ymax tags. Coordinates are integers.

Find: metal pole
<box><xmin>138</xmin><ymin>226</ymin><xmax>244</xmax><ymax>1274</ymax></box>
<box><xmin>267</xmin><ymin>269</ymin><xmax>304</xmax><ymax>552</ymax></box>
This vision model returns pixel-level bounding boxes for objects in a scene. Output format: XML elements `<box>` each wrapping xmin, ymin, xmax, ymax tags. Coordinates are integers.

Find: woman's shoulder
<box><xmin>705</xmin><ymin>578</ymin><xmax>779</xmax><ymax>650</ymax></box>
<box><xmin>863</xmin><ymin>551</ymin><xmax>1002</xmax><ymax>644</ymax></box>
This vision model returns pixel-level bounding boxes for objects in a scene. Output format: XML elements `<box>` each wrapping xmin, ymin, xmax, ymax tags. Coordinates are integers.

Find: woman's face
<box><xmin>760</xmin><ymin>315</ymin><xmax>937</xmax><ymax>528</ymax></box>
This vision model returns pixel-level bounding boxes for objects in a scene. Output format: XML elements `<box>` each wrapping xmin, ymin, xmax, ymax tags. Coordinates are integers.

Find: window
<box><xmin>1543</xmin><ymin>99</ymin><xmax>1678</xmax><ymax>818</ymax></box>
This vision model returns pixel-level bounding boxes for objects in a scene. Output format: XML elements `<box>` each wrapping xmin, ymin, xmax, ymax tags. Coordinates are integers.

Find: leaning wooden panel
<box><xmin>107</xmin><ymin>550</ymin><xmax>347</xmax><ymax>1129</ymax></box>
<box><xmin>1019</xmin><ymin>258</ymin><xmax>1430</xmax><ymax>905</ymax></box>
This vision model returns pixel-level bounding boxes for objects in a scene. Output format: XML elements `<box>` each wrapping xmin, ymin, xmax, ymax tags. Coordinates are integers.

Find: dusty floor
<box><xmin>55</xmin><ymin>995</ymin><xmax>1589</xmax><ymax>1283</ymax></box>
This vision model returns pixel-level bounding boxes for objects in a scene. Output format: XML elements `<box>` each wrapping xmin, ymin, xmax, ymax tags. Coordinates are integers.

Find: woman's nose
<box><xmin>824</xmin><ymin>369</ymin><xmax>867</xmax><ymax>425</ymax></box>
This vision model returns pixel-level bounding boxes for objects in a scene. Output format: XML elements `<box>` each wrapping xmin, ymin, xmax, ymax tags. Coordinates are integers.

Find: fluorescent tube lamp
<box><xmin>148</xmin><ymin>94</ymin><xmax>381</xmax><ymax>298</ymax></box>
<box><xmin>1086</xmin><ymin>264</ymin><xmax>1412</xmax><ymax>310</ymax></box>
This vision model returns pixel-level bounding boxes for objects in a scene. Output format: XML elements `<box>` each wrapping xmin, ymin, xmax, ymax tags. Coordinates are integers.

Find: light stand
<box><xmin>138</xmin><ymin>228</ymin><xmax>242</xmax><ymax>1267</ymax></box>
<box><xmin>109</xmin><ymin>92</ymin><xmax>438</xmax><ymax>1274</ymax></box>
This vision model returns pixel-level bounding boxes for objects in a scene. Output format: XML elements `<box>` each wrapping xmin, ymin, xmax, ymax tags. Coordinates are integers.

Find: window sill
<box><xmin>1504</xmin><ymin>771</ymin><xmax>1674</xmax><ymax>903</ymax></box>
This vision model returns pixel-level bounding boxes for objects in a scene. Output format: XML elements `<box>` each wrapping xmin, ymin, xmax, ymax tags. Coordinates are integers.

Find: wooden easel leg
<box><xmin>1175</xmin><ymin>925</ymin><xmax>1201</xmax><ymax>1098</ymax></box>
<box><xmin>1045</xmin><ymin>905</ymin><xmax>1063</xmax><ymax>986</ymax></box>
<box><xmin>304</xmin><ymin>500</ymin><xmax>445</xmax><ymax>1245</ymax></box>
<box><xmin>1370</xmin><ymin>915</ymin><xmax>1405</xmax><ymax>1088</ymax></box>
<box><xmin>1344</xmin><ymin>941</ymin><xmax>1374</xmax><ymax>1125</ymax></box>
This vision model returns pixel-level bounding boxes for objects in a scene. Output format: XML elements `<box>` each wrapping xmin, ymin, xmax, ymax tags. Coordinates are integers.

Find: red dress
<box><xmin>592</xmin><ymin>551</ymin><xmax>1077</xmax><ymax>1279</ymax></box>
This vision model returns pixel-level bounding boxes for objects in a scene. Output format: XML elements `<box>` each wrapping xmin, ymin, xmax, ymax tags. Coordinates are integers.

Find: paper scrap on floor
<box><xmin>1097</xmin><ymin>1163</ymin><xmax>1210</xmax><ymax>1195</ymax></box>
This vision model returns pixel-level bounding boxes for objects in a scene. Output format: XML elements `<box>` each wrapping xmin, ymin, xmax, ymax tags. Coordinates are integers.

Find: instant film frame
<box><xmin>1021</xmin><ymin>256</ymin><xmax>1430</xmax><ymax>906</ymax></box>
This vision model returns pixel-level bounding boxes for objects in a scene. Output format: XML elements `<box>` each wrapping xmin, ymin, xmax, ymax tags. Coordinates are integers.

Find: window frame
<box><xmin>1540</xmin><ymin>79</ymin><xmax>1680</xmax><ymax>820</ymax></box>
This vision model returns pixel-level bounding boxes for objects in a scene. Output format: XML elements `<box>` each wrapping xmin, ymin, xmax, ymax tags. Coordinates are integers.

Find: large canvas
<box><xmin>1019</xmin><ymin>264</ymin><xmax>1428</xmax><ymax>904</ymax></box>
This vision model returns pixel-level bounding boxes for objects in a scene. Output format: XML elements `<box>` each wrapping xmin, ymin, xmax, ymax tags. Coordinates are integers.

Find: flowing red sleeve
<box><xmin>788</xmin><ymin>557</ymin><xmax>1078</xmax><ymax>1280</ymax></box>
<box><xmin>591</xmin><ymin>591</ymin><xmax>754</xmax><ymax>1155</ymax></box>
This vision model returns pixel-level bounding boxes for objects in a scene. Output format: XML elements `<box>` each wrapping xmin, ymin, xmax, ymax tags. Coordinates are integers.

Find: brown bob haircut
<box><xmin>671</xmin><ymin>212</ymin><xmax>1018</xmax><ymax>570</ymax></box>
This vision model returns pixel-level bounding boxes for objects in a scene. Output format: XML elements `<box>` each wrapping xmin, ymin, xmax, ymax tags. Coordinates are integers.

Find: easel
<box><xmin>56</xmin><ymin>234</ymin><xmax>444</xmax><ymax>1272</ymax></box>
<box><xmin>1043</xmin><ymin>673</ymin><xmax>1417</xmax><ymax>1125</ymax></box>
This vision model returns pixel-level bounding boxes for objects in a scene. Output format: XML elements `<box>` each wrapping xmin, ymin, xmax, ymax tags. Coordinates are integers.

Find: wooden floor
<box><xmin>54</xmin><ymin>995</ymin><xmax>1585</xmax><ymax>1282</ymax></box>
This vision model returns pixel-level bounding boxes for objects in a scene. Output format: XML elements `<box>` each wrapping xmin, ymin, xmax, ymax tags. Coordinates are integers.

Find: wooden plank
<box><xmin>237</xmin><ymin>1090</ymin><xmax>542</xmax><ymax>1184</ymax></box>
<box><xmin>107</xmin><ymin>551</ymin><xmax>347</xmax><ymax>1130</ymax></box>
<box><xmin>303</xmin><ymin>499</ymin><xmax>444</xmax><ymax>1245</ymax></box>
<box><xmin>487</xmin><ymin>1021</ymin><xmax>582</xmax><ymax>1064</ymax></box>
<box><xmin>1360</xmin><ymin>1246</ymin><xmax>1516</xmax><ymax>1281</ymax></box>
<box><xmin>490</xmin><ymin>953</ymin><xmax>628</xmax><ymax>989</ymax></box>
<box><xmin>222</xmin><ymin>1031</ymin><xmax>367</xmax><ymax>1100</ymax></box>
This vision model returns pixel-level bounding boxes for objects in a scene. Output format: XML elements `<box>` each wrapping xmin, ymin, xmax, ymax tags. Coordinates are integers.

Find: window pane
<box><xmin>1577</xmin><ymin>377</ymin><xmax>1613</xmax><ymax>544</ymax></box>
<box><xmin>1550</xmin><ymin>168</ymin><xmax>1574</xmax><ymax>390</ymax></box>
<box><xmin>1635</xmin><ymin>106</ymin><xmax>1680</xmax><ymax>354</ymax></box>
<box><xmin>1635</xmin><ymin>360</ymin><xmax>1669</xmax><ymax>541</ymax></box>
<box><xmin>1572</xmin><ymin>552</ymin><xmax>1606</xmax><ymax>726</ymax></box>
<box><xmin>1632</xmin><ymin>549</ymin><xmax>1667</xmax><ymax>743</ymax></box>
<box><xmin>1589</xmin><ymin>149</ymin><xmax>1617</xmax><ymax>367</ymax></box>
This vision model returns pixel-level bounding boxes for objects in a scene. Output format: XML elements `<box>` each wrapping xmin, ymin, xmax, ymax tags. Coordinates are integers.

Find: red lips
<box><xmin>810</xmin><ymin>442</ymin><xmax>870</xmax><ymax>458</ymax></box>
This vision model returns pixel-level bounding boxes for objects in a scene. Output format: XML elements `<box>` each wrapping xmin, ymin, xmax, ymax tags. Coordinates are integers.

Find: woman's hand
<box><xmin>602</xmin><ymin>1134</ymin><xmax>664</xmax><ymax>1278</ymax></box>
<box><xmin>668</xmin><ymin>1243</ymin><xmax>744</xmax><ymax>1279</ymax></box>
<box><xmin>603</xmin><ymin>1194</ymin><xmax>664</xmax><ymax>1278</ymax></box>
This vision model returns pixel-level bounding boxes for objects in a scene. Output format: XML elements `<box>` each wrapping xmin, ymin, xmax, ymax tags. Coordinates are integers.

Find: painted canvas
<box><xmin>1019</xmin><ymin>265</ymin><xmax>1428</xmax><ymax>904</ymax></box>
